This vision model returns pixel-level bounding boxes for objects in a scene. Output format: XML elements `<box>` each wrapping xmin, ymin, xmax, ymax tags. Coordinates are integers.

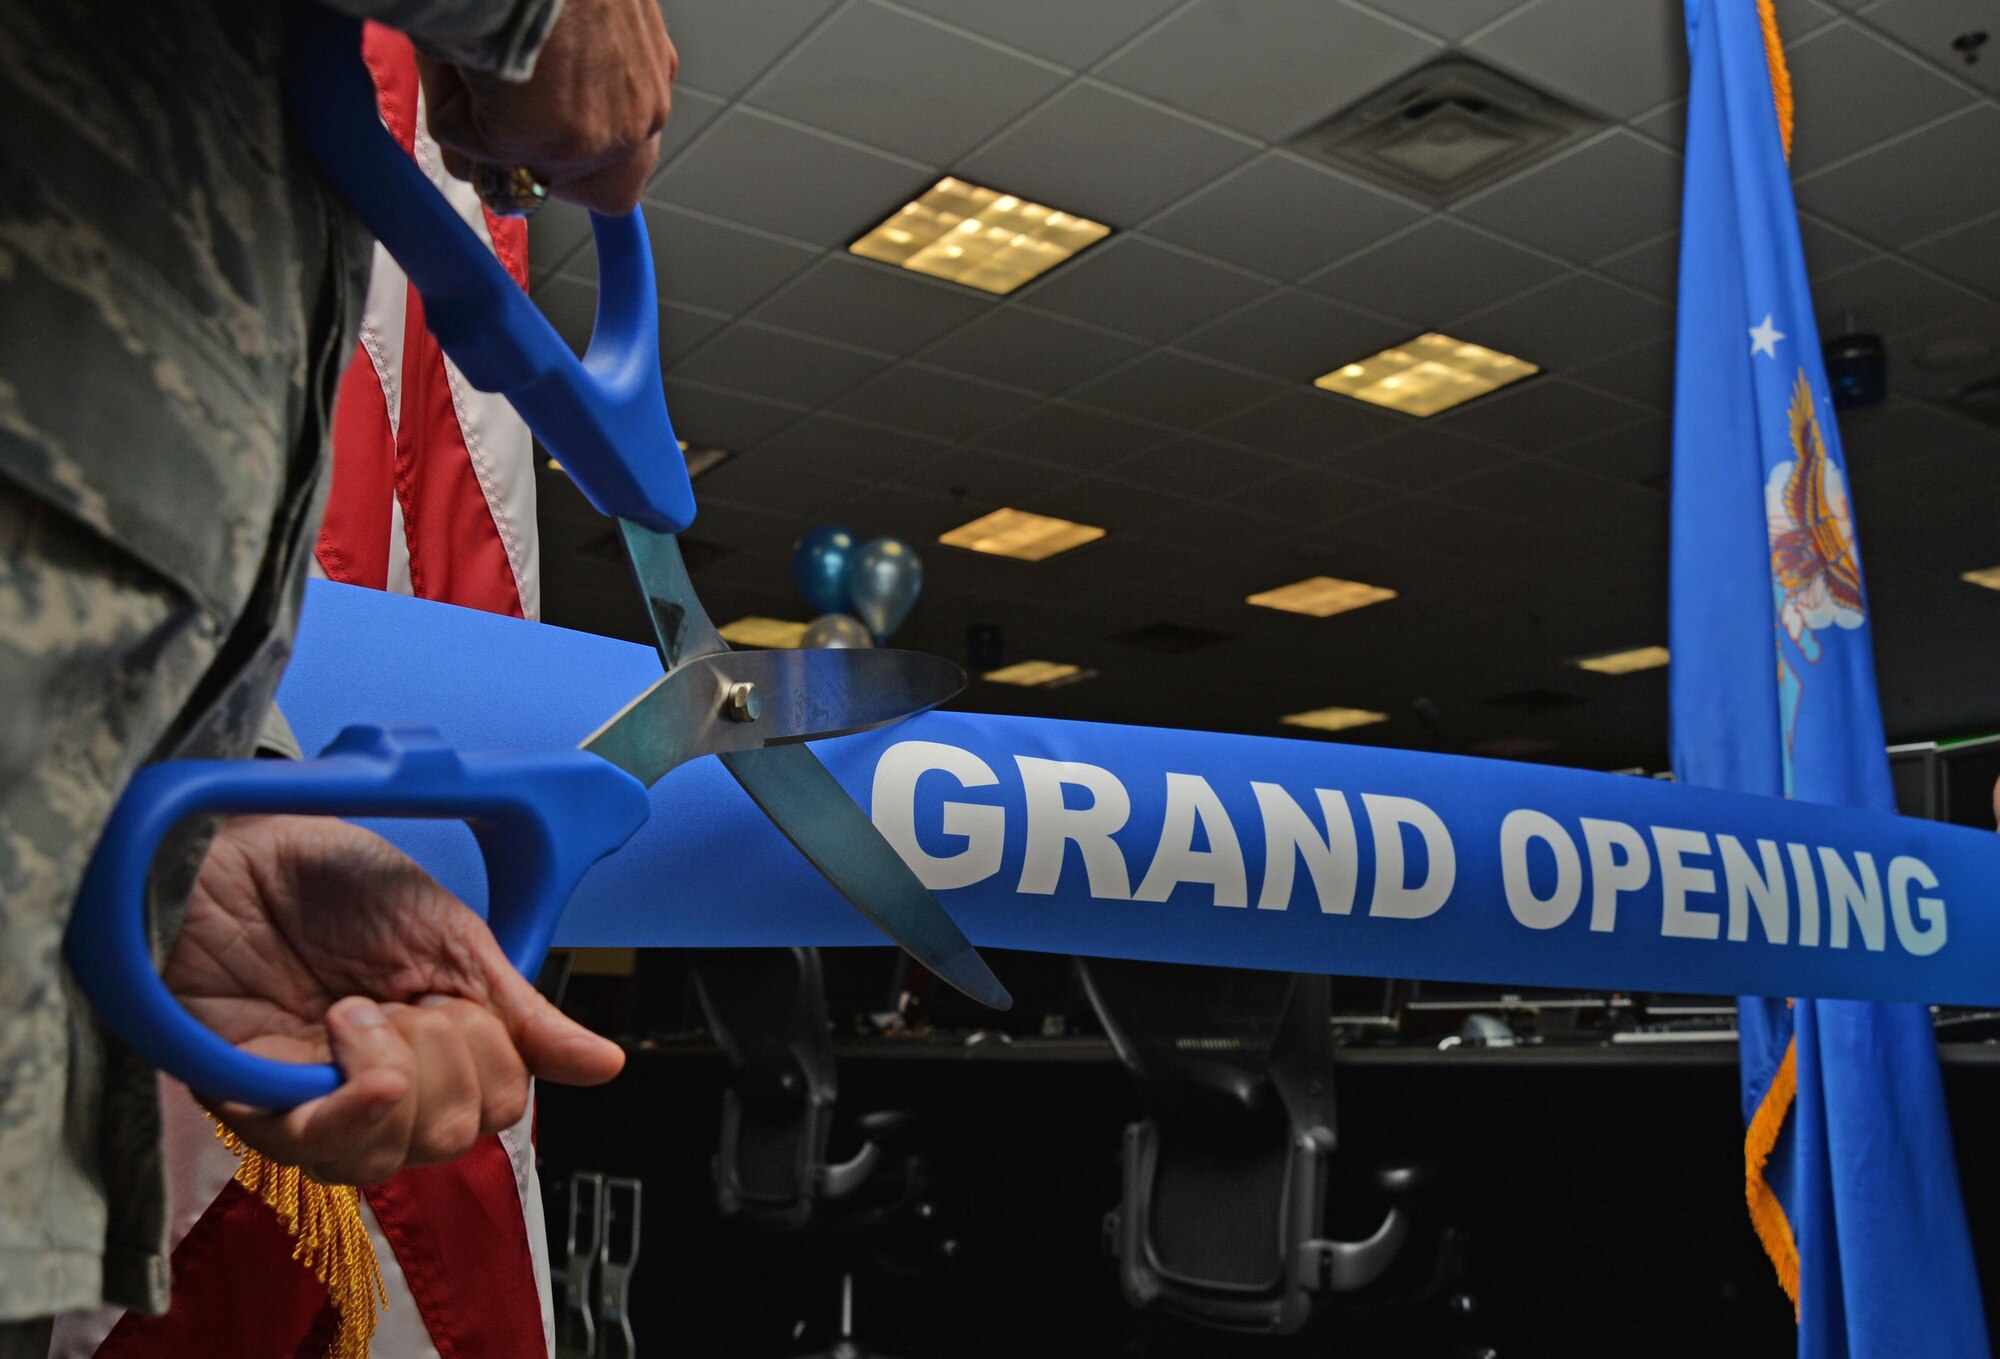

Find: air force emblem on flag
<box><xmin>1766</xmin><ymin>370</ymin><xmax>1863</xmax><ymax>788</ymax></box>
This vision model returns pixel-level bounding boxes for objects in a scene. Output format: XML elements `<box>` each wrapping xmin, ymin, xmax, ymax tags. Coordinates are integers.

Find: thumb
<box><xmin>487</xmin><ymin>963</ymin><xmax>626</xmax><ymax>1087</ymax></box>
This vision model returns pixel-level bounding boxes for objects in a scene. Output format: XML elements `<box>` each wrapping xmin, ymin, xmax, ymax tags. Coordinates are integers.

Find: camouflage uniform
<box><xmin>0</xmin><ymin>0</ymin><xmax>556</xmax><ymax>1330</ymax></box>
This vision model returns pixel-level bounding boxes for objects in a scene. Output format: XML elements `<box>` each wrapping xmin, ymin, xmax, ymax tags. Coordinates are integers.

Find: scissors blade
<box><xmin>579</xmin><ymin>647</ymin><xmax>967</xmax><ymax>788</ymax></box>
<box><xmin>721</xmin><ymin>743</ymin><xmax>1010</xmax><ymax>1009</ymax></box>
<box><xmin>614</xmin><ymin>519</ymin><xmax>1012</xmax><ymax>1011</ymax></box>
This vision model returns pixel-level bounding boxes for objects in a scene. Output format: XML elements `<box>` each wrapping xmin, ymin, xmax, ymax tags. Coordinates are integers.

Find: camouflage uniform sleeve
<box><xmin>321</xmin><ymin>0</ymin><xmax>564</xmax><ymax>80</ymax></box>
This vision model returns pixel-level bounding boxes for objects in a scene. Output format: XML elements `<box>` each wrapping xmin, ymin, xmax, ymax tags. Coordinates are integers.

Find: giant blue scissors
<box><xmin>65</xmin><ymin>4</ymin><xmax>1009</xmax><ymax>1114</ymax></box>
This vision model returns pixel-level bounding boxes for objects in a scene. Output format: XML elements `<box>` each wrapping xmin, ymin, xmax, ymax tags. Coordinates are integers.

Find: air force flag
<box><xmin>1670</xmin><ymin>0</ymin><xmax>1988</xmax><ymax>1352</ymax></box>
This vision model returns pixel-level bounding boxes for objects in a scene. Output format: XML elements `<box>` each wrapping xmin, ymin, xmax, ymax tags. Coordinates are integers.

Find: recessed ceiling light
<box><xmin>718</xmin><ymin>616</ymin><xmax>809</xmax><ymax>649</ymax></box>
<box><xmin>850</xmin><ymin>177</ymin><xmax>1111</xmax><ymax>295</ymax></box>
<box><xmin>939</xmin><ymin>508</ymin><xmax>1106</xmax><ymax>561</ymax></box>
<box><xmin>1574</xmin><ymin>645</ymin><xmax>1670</xmax><ymax>674</ymax></box>
<box><xmin>1315</xmin><ymin>332</ymin><xmax>1538</xmax><ymax>417</ymax></box>
<box><xmin>1962</xmin><ymin>566</ymin><xmax>2000</xmax><ymax>591</ymax></box>
<box><xmin>1281</xmin><ymin>706</ymin><xmax>1389</xmax><ymax>733</ymax></box>
<box><xmin>1247</xmin><ymin>575</ymin><xmax>1397</xmax><ymax>617</ymax></box>
<box><xmin>984</xmin><ymin>660</ymin><xmax>1097</xmax><ymax>687</ymax></box>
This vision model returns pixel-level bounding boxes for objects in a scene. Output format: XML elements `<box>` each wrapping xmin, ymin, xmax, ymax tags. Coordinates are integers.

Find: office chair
<box><xmin>690</xmin><ymin>948</ymin><xmax>928</xmax><ymax>1358</ymax></box>
<box><xmin>1078</xmin><ymin>958</ymin><xmax>1417</xmax><ymax>1337</ymax></box>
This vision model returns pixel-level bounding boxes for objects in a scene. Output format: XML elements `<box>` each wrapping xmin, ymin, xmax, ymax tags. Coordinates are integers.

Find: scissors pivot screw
<box><xmin>724</xmin><ymin>681</ymin><xmax>762</xmax><ymax>724</ymax></box>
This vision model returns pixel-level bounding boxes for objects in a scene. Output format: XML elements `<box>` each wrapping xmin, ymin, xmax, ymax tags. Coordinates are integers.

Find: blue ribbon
<box><xmin>279</xmin><ymin>582</ymin><xmax>2000</xmax><ymax>1005</ymax></box>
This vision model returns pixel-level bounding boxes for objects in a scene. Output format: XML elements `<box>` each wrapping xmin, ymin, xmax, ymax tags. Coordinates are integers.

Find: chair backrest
<box><xmin>690</xmin><ymin>947</ymin><xmax>839</xmax><ymax>1228</ymax></box>
<box><xmin>1079</xmin><ymin>958</ymin><xmax>1340</xmax><ymax>1335</ymax></box>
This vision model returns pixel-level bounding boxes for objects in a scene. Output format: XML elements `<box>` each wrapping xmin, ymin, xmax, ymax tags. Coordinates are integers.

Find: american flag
<box><xmin>52</xmin><ymin>25</ymin><xmax>551</xmax><ymax>1359</ymax></box>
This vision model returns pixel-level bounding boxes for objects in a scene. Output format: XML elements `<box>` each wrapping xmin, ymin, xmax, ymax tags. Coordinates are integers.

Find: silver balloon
<box><xmin>846</xmin><ymin>536</ymin><xmax>924</xmax><ymax>642</ymax></box>
<box><xmin>801</xmin><ymin>612</ymin><xmax>874</xmax><ymax>649</ymax></box>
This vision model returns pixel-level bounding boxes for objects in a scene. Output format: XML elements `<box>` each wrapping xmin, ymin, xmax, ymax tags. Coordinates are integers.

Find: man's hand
<box><xmin>420</xmin><ymin>0</ymin><xmax>678</xmax><ymax>215</ymax></box>
<box><xmin>163</xmin><ymin>814</ymin><xmax>624</xmax><ymax>1185</ymax></box>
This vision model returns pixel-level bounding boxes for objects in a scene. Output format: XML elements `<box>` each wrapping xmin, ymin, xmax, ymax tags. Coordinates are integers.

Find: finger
<box><xmin>391</xmin><ymin>1000</ymin><xmax>487</xmax><ymax>1165</ymax></box>
<box><xmin>417</xmin><ymin>65</ymin><xmax>499</xmax><ymax>176</ymax></box>
<box><xmin>414</xmin><ymin>994</ymin><xmax>532</xmax><ymax>1137</ymax></box>
<box><xmin>217</xmin><ymin>997</ymin><xmax>418</xmax><ymax>1186</ymax></box>
<box><xmin>477</xmin><ymin>952</ymin><xmax>625</xmax><ymax>1088</ymax></box>
<box><xmin>552</xmin><ymin>139</ymin><xmax>659</xmax><ymax>216</ymax></box>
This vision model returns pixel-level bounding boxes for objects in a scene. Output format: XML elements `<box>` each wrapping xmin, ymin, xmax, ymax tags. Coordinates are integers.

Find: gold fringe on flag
<box><xmin>212</xmin><ymin>1120</ymin><xmax>388</xmax><ymax>1359</ymax></box>
<box><xmin>1743</xmin><ymin>1036</ymin><xmax>1802</xmax><ymax>1316</ymax></box>
<box><xmin>1743</xmin><ymin>0</ymin><xmax>1801</xmax><ymax>1320</ymax></box>
<box><xmin>1755</xmin><ymin>0</ymin><xmax>1796</xmax><ymax>160</ymax></box>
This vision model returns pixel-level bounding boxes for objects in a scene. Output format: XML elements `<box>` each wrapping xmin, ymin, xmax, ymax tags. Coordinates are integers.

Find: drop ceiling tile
<box><xmin>1839</xmin><ymin>397</ymin><xmax>1994</xmax><ymax>465</ymax></box>
<box><xmin>1814</xmin><ymin>255</ymin><xmax>1988</xmax><ymax>338</ymax></box>
<box><xmin>1180</xmin><ymin>290</ymin><xmax>1413</xmax><ymax>384</ymax></box>
<box><xmin>1908</xmin><ymin>213</ymin><xmax>2000</xmax><ymax>298</ymax></box>
<box><xmin>831</xmin><ymin>363</ymin><xmax>1037</xmax><ymax>439</ymax></box>
<box><xmin>919</xmin><ymin>308</ymin><xmax>1146</xmax><ymax>394</ymax></box>
<box><xmin>1125</xmin><ymin>501</ymin><xmax>1300</xmax><ymax>553</ymax></box>
<box><xmin>1200</xmin><ymin>388</ymin><xmax>1405</xmax><ymax>461</ymax></box>
<box><xmin>534</xmin><ymin>276</ymin><xmax>597</xmax><ymax>354</ymax></box>
<box><xmin>750</xmin><ymin>256</ymin><xmax>992</xmax><ymax>356</ymax></box>
<box><xmin>1147</xmin><ymin>153</ymin><xmax>1426</xmax><ymax>281</ymax></box>
<box><xmin>650</xmin><ymin>109</ymin><xmax>931</xmax><ymax>247</ymax></box>
<box><xmin>1098</xmin><ymin>0</ymin><xmax>1440</xmax><ymax>141</ymax></box>
<box><xmin>1866</xmin><ymin>309</ymin><xmax>2000</xmax><ymax>399</ymax></box>
<box><xmin>885</xmin><ymin>445</ymin><xmax>1070</xmax><ymax>505</ymax></box>
<box><xmin>632</xmin><ymin>204</ymin><xmax>826</xmax><ymax>313</ymax></box>
<box><xmin>1031</xmin><ymin>476</ymin><xmax>1191</xmax><ymax>532</ymax></box>
<box><xmin>529</xmin><ymin>200</ymin><xmax>593</xmax><ymax>284</ymax></box>
<box><xmin>1571</xmin><ymin>335</ymin><xmax>1674</xmax><ymax>412</ymax></box>
<box><xmin>1019</xmin><ymin>237</ymin><xmax>1271</xmax><ymax>342</ymax></box>
<box><xmin>656</xmin><ymin>87</ymin><xmax>726</xmax><ymax>166</ymax></box>
<box><xmin>1455</xmin><ymin>131</ymin><xmax>1682</xmax><ymax>264</ymax></box>
<box><xmin>1337</xmin><ymin>426</ymin><xmax>1516</xmax><ymax>489</ymax></box>
<box><xmin>1107</xmin><ymin>436</ymin><xmax>1291</xmax><ymax>501</ymax></box>
<box><xmin>1434</xmin><ymin>377</ymin><xmax>1652</xmax><ymax>451</ymax></box>
<box><xmin>750</xmin><ymin>413</ymin><xmax>952</xmax><ymax>483</ymax></box>
<box><xmin>1774</xmin><ymin>0</ymin><xmax>1841</xmax><ymax>38</ymax></box>
<box><xmin>893</xmin><ymin>0</ymin><xmax>1184</xmax><ymax>68</ymax></box>
<box><xmin>1070</xmin><ymin>350</ymin><xmax>1288</xmax><ymax>428</ymax></box>
<box><xmin>1799</xmin><ymin>216</ymin><xmax>1875</xmax><ymax>278</ymax></box>
<box><xmin>658</xmin><ymin>0</ymin><xmax>845</xmax><ymax>97</ymax></box>
<box><xmin>1440</xmin><ymin>455</ymin><xmax>1635</xmax><ymax>520</ymax></box>
<box><xmin>841</xmin><ymin>484</ymin><xmax>1006</xmax><ymax>539</ymax></box>
<box><xmin>1632</xmin><ymin>99</ymin><xmax>1685</xmax><ymax>151</ymax></box>
<box><xmin>671</xmin><ymin>496</ymin><xmax>804</xmax><ymax>553</ymax></box>
<box><xmin>671</xmin><ymin>322</ymin><xmax>891</xmax><ymax>406</ymax></box>
<box><xmin>1466</xmin><ymin>0</ymin><xmax>1686</xmax><ymax>121</ymax></box>
<box><xmin>1277</xmin><ymin>488</ymin><xmax>1425</xmax><ymax>541</ymax></box>
<box><xmin>1450</xmin><ymin>273</ymin><xmax>1673</xmax><ymax>371</ymax></box>
<box><xmin>957</xmin><ymin>81</ymin><xmax>1258</xmax><ymax>227</ymax></box>
<box><xmin>1793</xmin><ymin>106</ymin><xmax>2000</xmax><ymax>246</ymax></box>
<box><xmin>695</xmin><ymin>452</ymin><xmax>872</xmax><ymax>519</ymax></box>
<box><xmin>1785</xmin><ymin>24</ymin><xmax>1975</xmax><ymax>174</ymax></box>
<box><xmin>1224</xmin><ymin>468</ymin><xmax>1401</xmax><ymax>525</ymax></box>
<box><xmin>1362</xmin><ymin>0</ymin><xmax>1532</xmax><ymax>41</ymax></box>
<box><xmin>663</xmin><ymin>379</ymin><xmax>810</xmax><ymax>448</ymax></box>
<box><xmin>748</xmin><ymin>2</ymin><xmax>1068</xmax><ymax>164</ymax></box>
<box><xmin>1305</xmin><ymin>218</ymin><xmax>1566</xmax><ymax>326</ymax></box>
<box><xmin>662</xmin><ymin>305</ymin><xmax>733</xmax><ymax>365</ymax></box>
<box><xmin>975</xmin><ymin>400</ymin><xmax>1173</xmax><ymax>469</ymax></box>
<box><xmin>1859</xmin><ymin>0</ymin><xmax>2000</xmax><ymax>95</ymax></box>
<box><xmin>1595</xmin><ymin>233</ymin><xmax>1679</xmax><ymax>303</ymax></box>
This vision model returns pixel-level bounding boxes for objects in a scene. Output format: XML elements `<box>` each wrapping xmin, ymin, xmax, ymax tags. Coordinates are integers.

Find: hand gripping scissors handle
<box><xmin>64</xmin><ymin>4</ymin><xmax>1002</xmax><ymax>1113</ymax></box>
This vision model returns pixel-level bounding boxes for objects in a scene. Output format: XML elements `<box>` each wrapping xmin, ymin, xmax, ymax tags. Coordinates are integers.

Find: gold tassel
<box><xmin>212</xmin><ymin>1120</ymin><xmax>388</xmax><ymax>1359</ymax></box>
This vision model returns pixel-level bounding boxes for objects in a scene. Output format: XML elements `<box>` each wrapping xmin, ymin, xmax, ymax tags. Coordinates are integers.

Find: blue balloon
<box><xmin>792</xmin><ymin>524</ymin><xmax>857</xmax><ymax>616</ymax></box>
<box><xmin>846</xmin><ymin>537</ymin><xmax>923</xmax><ymax>642</ymax></box>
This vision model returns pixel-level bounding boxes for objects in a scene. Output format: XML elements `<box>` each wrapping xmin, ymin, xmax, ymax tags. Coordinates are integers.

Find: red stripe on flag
<box><xmin>394</xmin><ymin>281</ymin><xmax>527</xmax><ymax>618</ymax></box>
<box><xmin>364</xmin><ymin>1138</ymin><xmax>548</xmax><ymax>1357</ymax></box>
<box><xmin>317</xmin><ymin>337</ymin><xmax>397</xmax><ymax>590</ymax></box>
<box><xmin>93</xmin><ymin>1182</ymin><xmax>335</xmax><ymax>1359</ymax></box>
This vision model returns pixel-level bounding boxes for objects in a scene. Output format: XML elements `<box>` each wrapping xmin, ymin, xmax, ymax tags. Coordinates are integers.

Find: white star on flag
<box><xmin>1749</xmin><ymin>313</ymin><xmax>1785</xmax><ymax>358</ymax></box>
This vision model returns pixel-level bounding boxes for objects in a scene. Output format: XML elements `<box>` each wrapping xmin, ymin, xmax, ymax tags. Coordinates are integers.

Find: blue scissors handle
<box><xmin>67</xmin><ymin>726</ymin><xmax>650</xmax><ymax>1108</ymax></box>
<box><xmin>284</xmin><ymin>4</ymin><xmax>693</xmax><ymax>534</ymax></box>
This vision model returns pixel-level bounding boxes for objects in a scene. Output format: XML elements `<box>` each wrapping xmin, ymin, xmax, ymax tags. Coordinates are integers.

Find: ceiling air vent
<box><xmin>1288</xmin><ymin>59</ymin><xmax>1600</xmax><ymax>205</ymax></box>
